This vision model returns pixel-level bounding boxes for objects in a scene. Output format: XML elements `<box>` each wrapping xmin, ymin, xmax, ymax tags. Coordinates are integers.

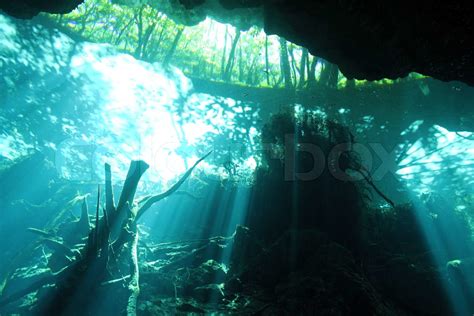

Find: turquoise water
<box><xmin>1</xmin><ymin>9</ymin><xmax>473</xmax><ymax>315</ymax></box>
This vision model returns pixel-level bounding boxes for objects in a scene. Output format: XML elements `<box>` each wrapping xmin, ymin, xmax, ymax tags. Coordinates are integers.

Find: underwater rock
<box><xmin>228</xmin><ymin>225</ymin><xmax>264</xmax><ymax>275</ymax></box>
<box><xmin>363</xmin><ymin>203</ymin><xmax>474</xmax><ymax>314</ymax></box>
<box><xmin>190</xmin><ymin>259</ymin><xmax>228</xmax><ymax>285</ymax></box>
<box><xmin>242</xmin><ymin>230</ymin><xmax>330</xmax><ymax>287</ymax></box>
<box><xmin>173</xmin><ymin>259</ymin><xmax>228</xmax><ymax>297</ymax></box>
<box><xmin>175</xmin><ymin>302</ymin><xmax>205</xmax><ymax>313</ymax></box>
<box><xmin>3</xmin><ymin>218</ymin><xmax>463</xmax><ymax>314</ymax></box>
<box><xmin>192</xmin><ymin>283</ymin><xmax>225</xmax><ymax>302</ymax></box>
<box><xmin>373</xmin><ymin>256</ymin><xmax>450</xmax><ymax>315</ymax></box>
<box><xmin>446</xmin><ymin>258</ymin><xmax>474</xmax><ymax>313</ymax></box>
<box><xmin>226</xmin><ymin>228</ymin><xmax>400</xmax><ymax>314</ymax></box>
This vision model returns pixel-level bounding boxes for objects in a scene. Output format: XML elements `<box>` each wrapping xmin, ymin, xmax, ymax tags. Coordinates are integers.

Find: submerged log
<box><xmin>0</xmin><ymin>154</ymin><xmax>210</xmax><ymax>315</ymax></box>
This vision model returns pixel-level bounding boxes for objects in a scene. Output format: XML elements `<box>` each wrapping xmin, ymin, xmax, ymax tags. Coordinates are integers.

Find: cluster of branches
<box><xmin>0</xmin><ymin>152</ymin><xmax>210</xmax><ymax>315</ymax></box>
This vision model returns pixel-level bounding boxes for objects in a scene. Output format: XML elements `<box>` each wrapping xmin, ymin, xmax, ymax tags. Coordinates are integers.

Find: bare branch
<box><xmin>136</xmin><ymin>151</ymin><xmax>212</xmax><ymax>220</ymax></box>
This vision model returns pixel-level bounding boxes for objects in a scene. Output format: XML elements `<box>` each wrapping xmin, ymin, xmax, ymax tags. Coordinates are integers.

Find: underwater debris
<box><xmin>0</xmin><ymin>152</ymin><xmax>211</xmax><ymax>315</ymax></box>
<box><xmin>354</xmin><ymin>169</ymin><xmax>395</xmax><ymax>208</ymax></box>
<box><xmin>1</xmin><ymin>163</ymin><xmax>472</xmax><ymax>315</ymax></box>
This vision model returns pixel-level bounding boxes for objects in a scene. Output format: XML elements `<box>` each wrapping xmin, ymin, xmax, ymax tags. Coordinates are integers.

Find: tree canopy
<box><xmin>47</xmin><ymin>0</ymin><xmax>426</xmax><ymax>90</ymax></box>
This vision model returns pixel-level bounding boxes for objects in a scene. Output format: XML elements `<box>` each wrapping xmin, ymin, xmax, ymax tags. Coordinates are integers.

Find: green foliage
<box><xmin>45</xmin><ymin>0</ymin><xmax>350</xmax><ymax>90</ymax></box>
<box><xmin>47</xmin><ymin>0</ymin><xmax>429</xmax><ymax>89</ymax></box>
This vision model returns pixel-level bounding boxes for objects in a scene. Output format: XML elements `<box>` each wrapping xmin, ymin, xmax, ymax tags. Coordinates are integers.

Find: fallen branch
<box><xmin>0</xmin><ymin>152</ymin><xmax>211</xmax><ymax>315</ymax></box>
<box><xmin>353</xmin><ymin>169</ymin><xmax>395</xmax><ymax>208</ymax></box>
<box><xmin>136</xmin><ymin>151</ymin><xmax>212</xmax><ymax>220</ymax></box>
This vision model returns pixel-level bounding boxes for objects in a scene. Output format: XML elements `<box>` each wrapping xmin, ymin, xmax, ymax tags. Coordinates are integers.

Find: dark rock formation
<box><xmin>185</xmin><ymin>0</ymin><xmax>474</xmax><ymax>86</ymax></box>
<box><xmin>262</xmin><ymin>1</ymin><xmax>474</xmax><ymax>85</ymax></box>
<box><xmin>0</xmin><ymin>0</ymin><xmax>83</xmax><ymax>19</ymax></box>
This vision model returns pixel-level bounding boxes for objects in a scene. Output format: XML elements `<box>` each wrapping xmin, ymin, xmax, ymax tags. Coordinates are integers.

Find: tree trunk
<box><xmin>265</xmin><ymin>36</ymin><xmax>270</xmax><ymax>86</ymax></box>
<box><xmin>288</xmin><ymin>43</ymin><xmax>298</xmax><ymax>86</ymax></box>
<box><xmin>140</xmin><ymin>22</ymin><xmax>157</xmax><ymax>60</ymax></box>
<box><xmin>114</xmin><ymin>18</ymin><xmax>134</xmax><ymax>46</ymax></box>
<box><xmin>238</xmin><ymin>45</ymin><xmax>244</xmax><ymax>82</ymax></box>
<box><xmin>163</xmin><ymin>27</ymin><xmax>184</xmax><ymax>65</ymax></box>
<box><xmin>308</xmin><ymin>56</ymin><xmax>318</xmax><ymax>85</ymax></box>
<box><xmin>279</xmin><ymin>37</ymin><xmax>293</xmax><ymax>89</ymax></box>
<box><xmin>329</xmin><ymin>64</ymin><xmax>339</xmax><ymax>88</ymax></box>
<box><xmin>346</xmin><ymin>78</ymin><xmax>356</xmax><ymax>89</ymax></box>
<box><xmin>221</xmin><ymin>26</ymin><xmax>228</xmax><ymax>78</ymax></box>
<box><xmin>319</xmin><ymin>61</ymin><xmax>339</xmax><ymax>88</ymax></box>
<box><xmin>246</xmin><ymin>56</ymin><xmax>258</xmax><ymax>85</ymax></box>
<box><xmin>133</xmin><ymin>6</ymin><xmax>145</xmax><ymax>59</ymax></box>
<box><xmin>147</xmin><ymin>24</ymin><xmax>167</xmax><ymax>60</ymax></box>
<box><xmin>299</xmin><ymin>48</ymin><xmax>308</xmax><ymax>89</ymax></box>
<box><xmin>223</xmin><ymin>28</ymin><xmax>241</xmax><ymax>82</ymax></box>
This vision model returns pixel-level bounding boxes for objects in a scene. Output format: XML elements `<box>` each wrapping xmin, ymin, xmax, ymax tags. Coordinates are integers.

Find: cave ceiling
<box><xmin>1</xmin><ymin>0</ymin><xmax>473</xmax><ymax>86</ymax></box>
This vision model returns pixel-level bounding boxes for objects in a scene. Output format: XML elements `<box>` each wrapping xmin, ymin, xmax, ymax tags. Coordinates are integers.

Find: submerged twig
<box><xmin>101</xmin><ymin>275</ymin><xmax>131</xmax><ymax>287</ymax></box>
<box><xmin>26</xmin><ymin>228</ymin><xmax>55</xmax><ymax>238</ymax></box>
<box><xmin>136</xmin><ymin>151</ymin><xmax>212</xmax><ymax>220</ymax></box>
<box><xmin>353</xmin><ymin>169</ymin><xmax>395</xmax><ymax>208</ymax></box>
